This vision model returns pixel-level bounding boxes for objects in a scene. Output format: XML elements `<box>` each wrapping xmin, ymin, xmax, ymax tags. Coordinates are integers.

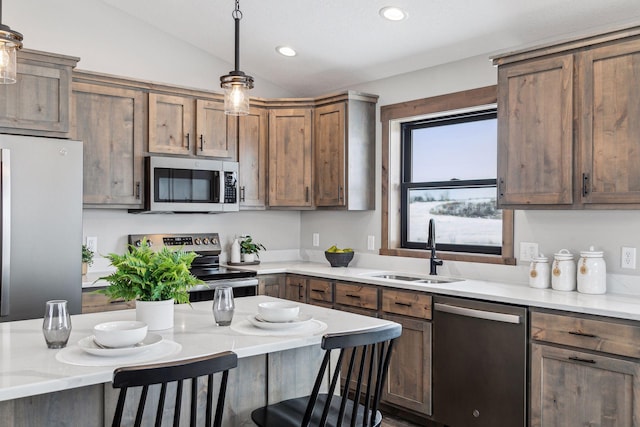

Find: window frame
<box><xmin>380</xmin><ymin>85</ymin><xmax>515</xmax><ymax>265</ymax></box>
<box><xmin>400</xmin><ymin>108</ymin><xmax>501</xmax><ymax>255</ymax></box>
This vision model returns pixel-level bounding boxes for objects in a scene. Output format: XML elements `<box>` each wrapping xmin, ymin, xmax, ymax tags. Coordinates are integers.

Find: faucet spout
<box><xmin>427</xmin><ymin>219</ymin><xmax>443</xmax><ymax>275</ymax></box>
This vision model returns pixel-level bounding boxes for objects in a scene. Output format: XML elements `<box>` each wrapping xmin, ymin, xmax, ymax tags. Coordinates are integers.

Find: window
<box><xmin>401</xmin><ymin>108</ymin><xmax>501</xmax><ymax>255</ymax></box>
<box><xmin>380</xmin><ymin>86</ymin><xmax>515</xmax><ymax>265</ymax></box>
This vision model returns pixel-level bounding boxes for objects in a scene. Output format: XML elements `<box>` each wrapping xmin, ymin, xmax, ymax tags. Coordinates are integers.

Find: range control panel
<box><xmin>128</xmin><ymin>233</ymin><xmax>222</xmax><ymax>254</ymax></box>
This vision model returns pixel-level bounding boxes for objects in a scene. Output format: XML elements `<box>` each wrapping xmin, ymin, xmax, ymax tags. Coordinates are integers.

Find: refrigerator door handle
<box><xmin>1</xmin><ymin>149</ymin><xmax>10</xmax><ymax>316</ymax></box>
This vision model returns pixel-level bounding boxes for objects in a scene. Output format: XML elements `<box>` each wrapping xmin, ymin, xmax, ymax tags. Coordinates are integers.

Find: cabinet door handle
<box><xmin>305</xmin><ymin>186</ymin><xmax>310</xmax><ymax>203</ymax></box>
<box><xmin>199</xmin><ymin>134</ymin><xmax>204</xmax><ymax>151</ymax></box>
<box><xmin>135</xmin><ymin>182</ymin><xmax>141</xmax><ymax>200</ymax></box>
<box><xmin>240</xmin><ymin>186</ymin><xmax>245</xmax><ymax>202</ymax></box>
<box><xmin>185</xmin><ymin>133</ymin><xmax>190</xmax><ymax>150</ymax></box>
<box><xmin>582</xmin><ymin>173</ymin><xmax>590</xmax><ymax>197</ymax></box>
<box><xmin>312</xmin><ymin>289</ymin><xmax>326</xmax><ymax>293</ymax></box>
<box><xmin>568</xmin><ymin>331</ymin><xmax>597</xmax><ymax>339</ymax></box>
<box><xmin>498</xmin><ymin>178</ymin><xmax>505</xmax><ymax>198</ymax></box>
<box><xmin>346</xmin><ymin>294</ymin><xmax>361</xmax><ymax>299</ymax></box>
<box><xmin>568</xmin><ymin>356</ymin><xmax>596</xmax><ymax>364</ymax></box>
<box><xmin>394</xmin><ymin>301</ymin><xmax>412</xmax><ymax>307</ymax></box>
<box><xmin>338</xmin><ymin>185</ymin><xmax>343</xmax><ymax>201</ymax></box>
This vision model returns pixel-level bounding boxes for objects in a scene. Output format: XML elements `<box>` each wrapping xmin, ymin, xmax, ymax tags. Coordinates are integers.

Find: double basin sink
<box><xmin>365</xmin><ymin>273</ymin><xmax>460</xmax><ymax>285</ymax></box>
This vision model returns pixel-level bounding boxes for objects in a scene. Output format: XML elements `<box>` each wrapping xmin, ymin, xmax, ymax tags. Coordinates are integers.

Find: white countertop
<box><xmin>226</xmin><ymin>261</ymin><xmax>640</xmax><ymax>321</ymax></box>
<box><xmin>0</xmin><ymin>296</ymin><xmax>392</xmax><ymax>402</ymax></box>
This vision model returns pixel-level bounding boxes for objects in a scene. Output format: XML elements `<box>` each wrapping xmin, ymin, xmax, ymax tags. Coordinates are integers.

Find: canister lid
<box><xmin>533</xmin><ymin>253</ymin><xmax>548</xmax><ymax>262</ymax></box>
<box><xmin>554</xmin><ymin>248</ymin><xmax>574</xmax><ymax>260</ymax></box>
<box><xmin>580</xmin><ymin>245</ymin><xmax>603</xmax><ymax>257</ymax></box>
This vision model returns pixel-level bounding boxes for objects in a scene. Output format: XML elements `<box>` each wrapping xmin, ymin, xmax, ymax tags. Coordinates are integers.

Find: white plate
<box><xmin>77</xmin><ymin>333</ymin><xmax>163</xmax><ymax>357</ymax></box>
<box><xmin>247</xmin><ymin>314</ymin><xmax>313</xmax><ymax>330</ymax></box>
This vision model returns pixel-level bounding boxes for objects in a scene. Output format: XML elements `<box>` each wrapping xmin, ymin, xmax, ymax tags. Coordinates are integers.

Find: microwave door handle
<box><xmin>1</xmin><ymin>149</ymin><xmax>10</xmax><ymax>316</ymax></box>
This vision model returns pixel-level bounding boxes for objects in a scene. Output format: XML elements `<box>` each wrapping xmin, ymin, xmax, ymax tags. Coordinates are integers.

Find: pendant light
<box><xmin>0</xmin><ymin>0</ymin><xmax>23</xmax><ymax>84</ymax></box>
<box><xmin>220</xmin><ymin>0</ymin><xmax>253</xmax><ymax>116</ymax></box>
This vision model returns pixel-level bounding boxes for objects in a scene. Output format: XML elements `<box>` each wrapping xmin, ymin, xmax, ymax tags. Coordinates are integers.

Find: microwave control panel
<box><xmin>224</xmin><ymin>171</ymin><xmax>237</xmax><ymax>203</ymax></box>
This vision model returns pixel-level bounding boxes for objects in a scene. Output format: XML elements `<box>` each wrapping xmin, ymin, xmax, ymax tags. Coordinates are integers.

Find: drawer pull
<box><xmin>312</xmin><ymin>289</ymin><xmax>326</xmax><ymax>293</ymax></box>
<box><xmin>394</xmin><ymin>302</ymin><xmax>412</xmax><ymax>307</ymax></box>
<box><xmin>346</xmin><ymin>294</ymin><xmax>361</xmax><ymax>299</ymax></box>
<box><xmin>568</xmin><ymin>331</ymin><xmax>597</xmax><ymax>338</ymax></box>
<box><xmin>568</xmin><ymin>356</ymin><xmax>596</xmax><ymax>364</ymax></box>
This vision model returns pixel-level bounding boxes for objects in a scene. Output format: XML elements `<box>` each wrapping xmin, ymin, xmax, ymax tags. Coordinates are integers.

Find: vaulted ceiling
<box><xmin>101</xmin><ymin>0</ymin><xmax>640</xmax><ymax>96</ymax></box>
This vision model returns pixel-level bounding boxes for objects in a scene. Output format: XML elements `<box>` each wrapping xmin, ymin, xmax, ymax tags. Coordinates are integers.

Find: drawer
<box><xmin>531</xmin><ymin>310</ymin><xmax>640</xmax><ymax>358</ymax></box>
<box><xmin>335</xmin><ymin>282</ymin><xmax>378</xmax><ymax>310</ymax></box>
<box><xmin>81</xmin><ymin>292</ymin><xmax>135</xmax><ymax>314</ymax></box>
<box><xmin>382</xmin><ymin>289</ymin><xmax>432</xmax><ymax>319</ymax></box>
<box><xmin>308</xmin><ymin>278</ymin><xmax>333</xmax><ymax>303</ymax></box>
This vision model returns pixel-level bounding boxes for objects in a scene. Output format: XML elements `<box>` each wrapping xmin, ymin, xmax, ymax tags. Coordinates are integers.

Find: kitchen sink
<box><xmin>369</xmin><ymin>273</ymin><xmax>458</xmax><ymax>284</ymax></box>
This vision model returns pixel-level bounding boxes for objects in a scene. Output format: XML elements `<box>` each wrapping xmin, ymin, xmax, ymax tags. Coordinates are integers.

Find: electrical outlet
<box><xmin>86</xmin><ymin>236</ymin><xmax>98</xmax><ymax>254</ymax></box>
<box><xmin>367</xmin><ymin>235</ymin><xmax>375</xmax><ymax>251</ymax></box>
<box><xmin>312</xmin><ymin>233</ymin><xmax>320</xmax><ymax>247</ymax></box>
<box><xmin>621</xmin><ymin>247</ymin><xmax>636</xmax><ymax>269</ymax></box>
<box><xmin>519</xmin><ymin>242</ymin><xmax>539</xmax><ymax>262</ymax></box>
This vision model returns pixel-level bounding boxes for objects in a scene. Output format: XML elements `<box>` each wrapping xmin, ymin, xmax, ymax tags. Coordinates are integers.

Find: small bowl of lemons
<box><xmin>324</xmin><ymin>245</ymin><xmax>355</xmax><ymax>267</ymax></box>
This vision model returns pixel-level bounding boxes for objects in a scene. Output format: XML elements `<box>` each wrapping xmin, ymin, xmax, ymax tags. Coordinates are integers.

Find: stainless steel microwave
<box><xmin>141</xmin><ymin>156</ymin><xmax>239</xmax><ymax>213</ymax></box>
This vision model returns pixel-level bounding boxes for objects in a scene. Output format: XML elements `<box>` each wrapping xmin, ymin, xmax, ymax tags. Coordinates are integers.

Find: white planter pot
<box><xmin>136</xmin><ymin>299</ymin><xmax>174</xmax><ymax>331</ymax></box>
<box><xmin>243</xmin><ymin>253</ymin><xmax>256</xmax><ymax>263</ymax></box>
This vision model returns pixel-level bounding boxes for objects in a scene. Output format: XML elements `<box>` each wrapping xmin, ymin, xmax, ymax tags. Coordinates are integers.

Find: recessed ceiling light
<box><xmin>276</xmin><ymin>46</ymin><xmax>297</xmax><ymax>57</ymax></box>
<box><xmin>379</xmin><ymin>6</ymin><xmax>408</xmax><ymax>21</ymax></box>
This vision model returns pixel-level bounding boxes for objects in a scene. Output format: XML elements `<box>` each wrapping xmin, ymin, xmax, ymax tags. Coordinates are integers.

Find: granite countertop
<box><xmin>225</xmin><ymin>261</ymin><xmax>640</xmax><ymax>322</ymax></box>
<box><xmin>0</xmin><ymin>296</ymin><xmax>392</xmax><ymax>402</ymax></box>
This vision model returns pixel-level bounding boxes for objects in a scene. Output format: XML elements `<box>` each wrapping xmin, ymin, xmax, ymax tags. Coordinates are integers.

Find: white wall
<box><xmin>301</xmin><ymin>54</ymin><xmax>640</xmax><ymax>289</ymax></box>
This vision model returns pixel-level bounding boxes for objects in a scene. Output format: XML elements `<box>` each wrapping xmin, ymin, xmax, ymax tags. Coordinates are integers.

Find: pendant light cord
<box><xmin>233</xmin><ymin>0</ymin><xmax>242</xmax><ymax>72</ymax></box>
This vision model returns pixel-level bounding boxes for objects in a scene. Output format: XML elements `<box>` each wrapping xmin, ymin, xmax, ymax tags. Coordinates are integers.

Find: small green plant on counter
<box><xmin>82</xmin><ymin>244</ymin><xmax>94</xmax><ymax>266</ymax></box>
<box><xmin>240</xmin><ymin>235</ymin><xmax>266</xmax><ymax>257</ymax></box>
<box><xmin>96</xmin><ymin>239</ymin><xmax>202</xmax><ymax>304</ymax></box>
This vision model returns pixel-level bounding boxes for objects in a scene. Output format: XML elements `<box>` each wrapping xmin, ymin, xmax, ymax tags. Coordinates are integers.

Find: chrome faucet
<box><xmin>426</xmin><ymin>218</ymin><xmax>443</xmax><ymax>275</ymax></box>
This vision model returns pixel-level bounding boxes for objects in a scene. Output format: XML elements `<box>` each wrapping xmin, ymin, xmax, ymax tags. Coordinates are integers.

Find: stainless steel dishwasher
<box><xmin>432</xmin><ymin>296</ymin><xmax>527</xmax><ymax>427</ymax></box>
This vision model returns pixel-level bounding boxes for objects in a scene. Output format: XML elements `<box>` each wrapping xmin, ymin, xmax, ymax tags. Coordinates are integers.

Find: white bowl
<box><xmin>93</xmin><ymin>320</ymin><xmax>148</xmax><ymax>348</ymax></box>
<box><xmin>257</xmin><ymin>302</ymin><xmax>300</xmax><ymax>322</ymax></box>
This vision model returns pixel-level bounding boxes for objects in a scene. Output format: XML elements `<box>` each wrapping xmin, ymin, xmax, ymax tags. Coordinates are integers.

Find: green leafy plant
<box><xmin>240</xmin><ymin>235</ymin><xmax>266</xmax><ymax>256</ymax></box>
<box><xmin>82</xmin><ymin>244</ymin><xmax>94</xmax><ymax>266</ymax></box>
<box><xmin>97</xmin><ymin>239</ymin><xmax>202</xmax><ymax>304</ymax></box>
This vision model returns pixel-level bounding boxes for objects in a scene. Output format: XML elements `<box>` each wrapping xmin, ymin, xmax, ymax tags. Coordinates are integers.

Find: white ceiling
<box><xmin>100</xmin><ymin>0</ymin><xmax>640</xmax><ymax>97</ymax></box>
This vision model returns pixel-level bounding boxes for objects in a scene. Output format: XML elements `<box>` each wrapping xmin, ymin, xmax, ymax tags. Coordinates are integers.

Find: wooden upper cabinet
<box><xmin>496</xmin><ymin>55</ymin><xmax>574</xmax><ymax>207</ymax></box>
<box><xmin>268</xmin><ymin>108</ymin><xmax>313</xmax><ymax>208</ymax></box>
<box><xmin>0</xmin><ymin>49</ymin><xmax>78</xmax><ymax>137</ymax></box>
<box><xmin>579</xmin><ymin>37</ymin><xmax>640</xmax><ymax>205</ymax></box>
<box><xmin>195</xmin><ymin>99</ymin><xmax>237</xmax><ymax>159</ymax></box>
<box><xmin>72</xmin><ymin>78</ymin><xmax>145</xmax><ymax>207</ymax></box>
<box><xmin>238</xmin><ymin>106</ymin><xmax>268</xmax><ymax>209</ymax></box>
<box><xmin>314</xmin><ymin>95</ymin><xmax>377</xmax><ymax>210</ymax></box>
<box><xmin>494</xmin><ymin>25</ymin><xmax>640</xmax><ymax>209</ymax></box>
<box><xmin>148</xmin><ymin>93</ymin><xmax>194</xmax><ymax>156</ymax></box>
<box><xmin>314</xmin><ymin>102</ymin><xmax>346</xmax><ymax>207</ymax></box>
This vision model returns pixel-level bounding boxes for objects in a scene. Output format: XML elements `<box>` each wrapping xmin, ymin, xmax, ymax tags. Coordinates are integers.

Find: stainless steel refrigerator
<box><xmin>0</xmin><ymin>134</ymin><xmax>83</xmax><ymax>322</ymax></box>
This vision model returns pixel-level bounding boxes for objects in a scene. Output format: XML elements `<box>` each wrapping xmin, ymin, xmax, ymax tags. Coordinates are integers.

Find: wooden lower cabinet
<box><xmin>530</xmin><ymin>343</ymin><xmax>640</xmax><ymax>427</ymax></box>
<box><xmin>257</xmin><ymin>274</ymin><xmax>285</xmax><ymax>298</ymax></box>
<box><xmin>284</xmin><ymin>275</ymin><xmax>308</xmax><ymax>302</ymax></box>
<box><xmin>81</xmin><ymin>291</ymin><xmax>135</xmax><ymax>313</ymax></box>
<box><xmin>308</xmin><ymin>278</ymin><xmax>333</xmax><ymax>307</ymax></box>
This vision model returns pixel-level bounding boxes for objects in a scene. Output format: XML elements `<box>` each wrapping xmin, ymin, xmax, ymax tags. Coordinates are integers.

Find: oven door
<box><xmin>188</xmin><ymin>278</ymin><xmax>258</xmax><ymax>302</ymax></box>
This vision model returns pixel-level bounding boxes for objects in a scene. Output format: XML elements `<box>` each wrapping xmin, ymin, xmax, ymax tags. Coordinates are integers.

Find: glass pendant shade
<box><xmin>223</xmin><ymin>82</ymin><xmax>250</xmax><ymax>116</ymax></box>
<box><xmin>0</xmin><ymin>40</ymin><xmax>17</xmax><ymax>83</ymax></box>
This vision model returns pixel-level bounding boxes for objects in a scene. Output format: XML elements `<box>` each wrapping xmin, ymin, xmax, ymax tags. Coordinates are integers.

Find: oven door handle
<box><xmin>434</xmin><ymin>302</ymin><xmax>521</xmax><ymax>324</ymax></box>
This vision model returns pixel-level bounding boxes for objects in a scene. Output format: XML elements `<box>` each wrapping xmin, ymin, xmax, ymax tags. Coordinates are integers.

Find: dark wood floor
<box><xmin>381</xmin><ymin>412</ymin><xmax>423</xmax><ymax>427</ymax></box>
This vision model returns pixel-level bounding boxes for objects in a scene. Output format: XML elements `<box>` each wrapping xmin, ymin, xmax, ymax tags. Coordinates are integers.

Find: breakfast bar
<box><xmin>0</xmin><ymin>296</ymin><xmax>395</xmax><ymax>426</ymax></box>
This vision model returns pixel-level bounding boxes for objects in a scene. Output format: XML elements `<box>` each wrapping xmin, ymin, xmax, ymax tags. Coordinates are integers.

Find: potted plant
<box><xmin>240</xmin><ymin>235</ymin><xmax>266</xmax><ymax>263</ymax></box>
<box><xmin>97</xmin><ymin>239</ymin><xmax>202</xmax><ymax>330</ymax></box>
<box><xmin>82</xmin><ymin>244</ymin><xmax>94</xmax><ymax>276</ymax></box>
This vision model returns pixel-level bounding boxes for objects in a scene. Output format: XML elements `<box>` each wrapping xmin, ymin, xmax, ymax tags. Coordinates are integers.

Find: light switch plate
<box><xmin>519</xmin><ymin>242</ymin><xmax>538</xmax><ymax>262</ymax></box>
<box><xmin>312</xmin><ymin>233</ymin><xmax>320</xmax><ymax>247</ymax></box>
<box><xmin>367</xmin><ymin>235</ymin><xmax>375</xmax><ymax>251</ymax></box>
<box><xmin>86</xmin><ymin>236</ymin><xmax>98</xmax><ymax>254</ymax></box>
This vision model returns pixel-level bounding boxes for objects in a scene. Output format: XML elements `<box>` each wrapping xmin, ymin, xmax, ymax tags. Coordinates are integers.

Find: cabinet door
<box><xmin>238</xmin><ymin>106</ymin><xmax>268</xmax><ymax>209</ymax></box>
<box><xmin>382</xmin><ymin>314</ymin><xmax>432</xmax><ymax>416</ymax></box>
<box><xmin>308</xmin><ymin>278</ymin><xmax>333</xmax><ymax>307</ymax></box>
<box><xmin>0</xmin><ymin>57</ymin><xmax>73</xmax><ymax>136</ymax></box>
<box><xmin>530</xmin><ymin>343</ymin><xmax>640</xmax><ymax>427</ymax></box>
<box><xmin>497</xmin><ymin>55</ymin><xmax>574</xmax><ymax>207</ymax></box>
<box><xmin>268</xmin><ymin>108</ymin><xmax>313</xmax><ymax>207</ymax></box>
<box><xmin>257</xmin><ymin>274</ymin><xmax>285</xmax><ymax>298</ymax></box>
<box><xmin>195</xmin><ymin>99</ymin><xmax>237</xmax><ymax>159</ymax></box>
<box><xmin>314</xmin><ymin>102</ymin><xmax>346</xmax><ymax>207</ymax></box>
<box><xmin>148</xmin><ymin>93</ymin><xmax>194</xmax><ymax>155</ymax></box>
<box><xmin>72</xmin><ymin>82</ymin><xmax>145</xmax><ymax>207</ymax></box>
<box><xmin>580</xmin><ymin>38</ymin><xmax>640</xmax><ymax>204</ymax></box>
<box><xmin>284</xmin><ymin>275</ymin><xmax>307</xmax><ymax>302</ymax></box>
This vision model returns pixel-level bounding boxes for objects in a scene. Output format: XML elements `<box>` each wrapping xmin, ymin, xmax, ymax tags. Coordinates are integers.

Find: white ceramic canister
<box><xmin>577</xmin><ymin>246</ymin><xmax>607</xmax><ymax>294</ymax></box>
<box><xmin>551</xmin><ymin>249</ymin><xmax>576</xmax><ymax>291</ymax></box>
<box><xmin>529</xmin><ymin>254</ymin><xmax>550</xmax><ymax>289</ymax></box>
